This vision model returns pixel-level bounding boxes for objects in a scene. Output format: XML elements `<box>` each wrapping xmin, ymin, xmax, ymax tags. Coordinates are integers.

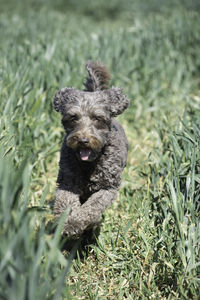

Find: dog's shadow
<box><xmin>60</xmin><ymin>226</ymin><xmax>101</xmax><ymax>259</ymax></box>
<box><xmin>45</xmin><ymin>201</ymin><xmax>102</xmax><ymax>259</ymax></box>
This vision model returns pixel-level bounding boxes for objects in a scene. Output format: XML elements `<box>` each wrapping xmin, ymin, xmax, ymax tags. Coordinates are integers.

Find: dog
<box><xmin>53</xmin><ymin>61</ymin><xmax>130</xmax><ymax>238</ymax></box>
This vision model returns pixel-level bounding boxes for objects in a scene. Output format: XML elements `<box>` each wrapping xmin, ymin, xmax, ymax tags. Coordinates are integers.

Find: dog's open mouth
<box><xmin>79</xmin><ymin>148</ymin><xmax>92</xmax><ymax>161</ymax></box>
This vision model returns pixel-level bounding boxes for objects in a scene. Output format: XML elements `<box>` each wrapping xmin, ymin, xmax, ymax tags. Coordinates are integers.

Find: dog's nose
<box><xmin>78</xmin><ymin>138</ymin><xmax>90</xmax><ymax>145</ymax></box>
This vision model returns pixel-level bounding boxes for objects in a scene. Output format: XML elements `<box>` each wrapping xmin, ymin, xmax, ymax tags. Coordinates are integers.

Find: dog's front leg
<box><xmin>53</xmin><ymin>189</ymin><xmax>81</xmax><ymax>217</ymax></box>
<box><xmin>54</xmin><ymin>189</ymin><xmax>83</xmax><ymax>236</ymax></box>
<box><xmin>66</xmin><ymin>189</ymin><xmax>118</xmax><ymax>236</ymax></box>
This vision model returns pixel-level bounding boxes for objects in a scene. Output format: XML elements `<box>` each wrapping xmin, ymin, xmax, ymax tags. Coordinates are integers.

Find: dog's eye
<box><xmin>69</xmin><ymin>115</ymin><xmax>79</xmax><ymax>122</ymax></box>
<box><xmin>92</xmin><ymin>115</ymin><xmax>104</xmax><ymax>122</ymax></box>
<box><xmin>62</xmin><ymin>115</ymin><xmax>79</xmax><ymax>128</ymax></box>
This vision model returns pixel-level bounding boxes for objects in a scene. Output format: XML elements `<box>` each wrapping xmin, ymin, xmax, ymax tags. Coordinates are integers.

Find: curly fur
<box><xmin>53</xmin><ymin>61</ymin><xmax>130</xmax><ymax>237</ymax></box>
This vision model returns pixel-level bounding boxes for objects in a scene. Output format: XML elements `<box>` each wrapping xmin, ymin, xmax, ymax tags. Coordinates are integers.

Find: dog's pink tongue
<box><xmin>80</xmin><ymin>149</ymin><xmax>91</xmax><ymax>161</ymax></box>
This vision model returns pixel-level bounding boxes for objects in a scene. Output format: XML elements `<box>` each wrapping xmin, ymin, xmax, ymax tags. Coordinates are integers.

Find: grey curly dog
<box><xmin>53</xmin><ymin>61</ymin><xmax>130</xmax><ymax>238</ymax></box>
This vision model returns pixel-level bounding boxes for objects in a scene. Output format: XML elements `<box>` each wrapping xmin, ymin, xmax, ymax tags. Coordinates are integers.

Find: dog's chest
<box><xmin>78</xmin><ymin>159</ymin><xmax>121</xmax><ymax>198</ymax></box>
<box><xmin>79</xmin><ymin>167</ymin><xmax>106</xmax><ymax>194</ymax></box>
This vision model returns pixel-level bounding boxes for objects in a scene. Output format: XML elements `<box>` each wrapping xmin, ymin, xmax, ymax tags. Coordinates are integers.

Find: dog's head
<box><xmin>53</xmin><ymin>62</ymin><xmax>129</xmax><ymax>162</ymax></box>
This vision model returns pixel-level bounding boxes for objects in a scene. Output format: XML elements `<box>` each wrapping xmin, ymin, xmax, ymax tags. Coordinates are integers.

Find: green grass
<box><xmin>0</xmin><ymin>0</ymin><xmax>200</xmax><ymax>299</ymax></box>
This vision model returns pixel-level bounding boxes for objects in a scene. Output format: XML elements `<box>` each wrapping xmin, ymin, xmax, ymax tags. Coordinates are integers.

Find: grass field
<box><xmin>0</xmin><ymin>0</ymin><xmax>200</xmax><ymax>299</ymax></box>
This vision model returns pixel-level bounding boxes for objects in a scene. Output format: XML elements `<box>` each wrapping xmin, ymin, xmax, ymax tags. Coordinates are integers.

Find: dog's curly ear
<box><xmin>53</xmin><ymin>88</ymin><xmax>76</xmax><ymax>113</ymax></box>
<box><xmin>105</xmin><ymin>87</ymin><xmax>130</xmax><ymax>117</ymax></box>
